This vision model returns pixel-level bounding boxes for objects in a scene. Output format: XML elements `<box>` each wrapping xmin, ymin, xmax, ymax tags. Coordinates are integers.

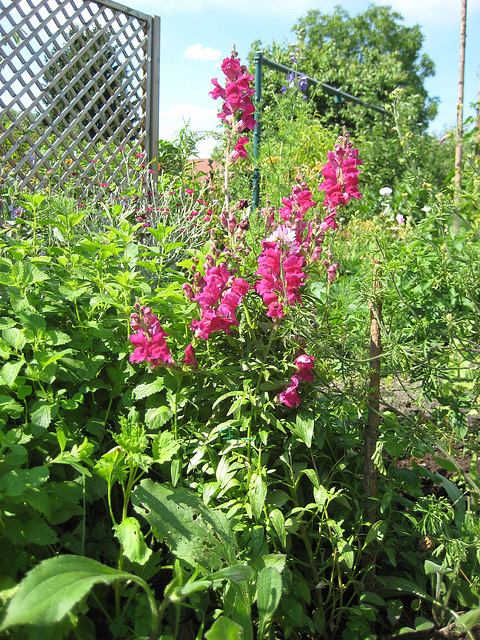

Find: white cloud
<box><xmin>184</xmin><ymin>44</ymin><xmax>221</xmax><ymax>60</ymax></box>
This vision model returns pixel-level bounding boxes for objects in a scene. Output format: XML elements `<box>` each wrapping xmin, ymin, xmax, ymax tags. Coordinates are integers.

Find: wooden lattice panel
<box><xmin>0</xmin><ymin>0</ymin><xmax>160</xmax><ymax>189</ymax></box>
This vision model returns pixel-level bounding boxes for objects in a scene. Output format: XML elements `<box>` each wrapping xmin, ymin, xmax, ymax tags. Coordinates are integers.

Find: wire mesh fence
<box><xmin>0</xmin><ymin>0</ymin><xmax>160</xmax><ymax>190</ymax></box>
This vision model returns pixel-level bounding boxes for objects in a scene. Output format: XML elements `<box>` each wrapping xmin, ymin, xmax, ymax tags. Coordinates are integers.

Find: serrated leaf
<box><xmin>132</xmin><ymin>479</ymin><xmax>237</xmax><ymax>571</ymax></box>
<box><xmin>145</xmin><ymin>405</ymin><xmax>173</xmax><ymax>429</ymax></box>
<box><xmin>152</xmin><ymin>431</ymin><xmax>179</xmax><ymax>464</ymax></box>
<box><xmin>0</xmin><ymin>465</ymin><xmax>49</xmax><ymax>497</ymax></box>
<box><xmin>0</xmin><ymin>394</ymin><xmax>23</xmax><ymax>417</ymax></box>
<box><xmin>134</xmin><ymin>377</ymin><xmax>166</xmax><ymax>400</ymax></box>
<box><xmin>30</xmin><ymin>401</ymin><xmax>58</xmax><ymax>428</ymax></box>
<box><xmin>0</xmin><ymin>556</ymin><xmax>136</xmax><ymax>630</ymax></box>
<box><xmin>2</xmin><ymin>327</ymin><xmax>26</xmax><ymax>351</ymax></box>
<box><xmin>114</xmin><ymin>517</ymin><xmax>152</xmax><ymax>565</ymax></box>
<box><xmin>0</xmin><ymin>359</ymin><xmax>24</xmax><ymax>386</ymax></box>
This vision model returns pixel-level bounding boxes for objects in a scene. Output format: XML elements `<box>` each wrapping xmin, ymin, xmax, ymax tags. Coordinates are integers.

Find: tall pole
<box><xmin>454</xmin><ymin>0</ymin><xmax>467</xmax><ymax>230</ymax></box>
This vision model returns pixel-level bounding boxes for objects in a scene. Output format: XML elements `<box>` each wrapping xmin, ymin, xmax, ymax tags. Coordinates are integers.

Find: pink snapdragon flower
<box><xmin>319</xmin><ymin>131</ymin><xmax>362</xmax><ymax>221</ymax></box>
<box><xmin>129</xmin><ymin>305</ymin><xmax>174</xmax><ymax>368</ymax></box>
<box><xmin>210</xmin><ymin>53</ymin><xmax>256</xmax><ymax>133</ymax></box>
<box><xmin>210</xmin><ymin>50</ymin><xmax>256</xmax><ymax>166</ymax></box>
<box><xmin>231</xmin><ymin>136</ymin><xmax>250</xmax><ymax>162</ymax></box>
<box><xmin>183</xmin><ymin>343</ymin><xmax>198</xmax><ymax>369</ymax></box>
<box><xmin>188</xmin><ymin>260</ymin><xmax>250</xmax><ymax>340</ymax></box>
<box><xmin>278</xmin><ymin>354</ymin><xmax>315</xmax><ymax>407</ymax></box>
<box><xmin>255</xmin><ymin>237</ymin><xmax>306</xmax><ymax>319</ymax></box>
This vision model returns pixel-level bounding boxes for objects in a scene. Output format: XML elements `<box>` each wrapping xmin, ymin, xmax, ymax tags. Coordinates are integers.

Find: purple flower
<box><xmin>298</xmin><ymin>74</ymin><xmax>308</xmax><ymax>93</ymax></box>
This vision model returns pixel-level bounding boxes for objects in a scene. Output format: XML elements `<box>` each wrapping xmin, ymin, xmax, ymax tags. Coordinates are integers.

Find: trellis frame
<box><xmin>0</xmin><ymin>0</ymin><xmax>160</xmax><ymax>190</ymax></box>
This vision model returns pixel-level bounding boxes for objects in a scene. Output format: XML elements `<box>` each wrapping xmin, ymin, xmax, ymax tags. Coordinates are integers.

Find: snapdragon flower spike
<box><xmin>210</xmin><ymin>50</ymin><xmax>256</xmax><ymax>166</ymax></box>
<box><xmin>279</xmin><ymin>183</ymin><xmax>316</xmax><ymax>224</ymax></box>
<box><xmin>129</xmin><ymin>305</ymin><xmax>174</xmax><ymax>369</ymax></box>
<box><xmin>189</xmin><ymin>260</ymin><xmax>250</xmax><ymax>340</ymax></box>
<box><xmin>319</xmin><ymin>131</ymin><xmax>362</xmax><ymax>219</ymax></box>
<box><xmin>210</xmin><ymin>54</ymin><xmax>256</xmax><ymax>133</ymax></box>
<box><xmin>277</xmin><ymin>354</ymin><xmax>315</xmax><ymax>407</ymax></box>
<box><xmin>255</xmin><ymin>236</ymin><xmax>306</xmax><ymax>319</ymax></box>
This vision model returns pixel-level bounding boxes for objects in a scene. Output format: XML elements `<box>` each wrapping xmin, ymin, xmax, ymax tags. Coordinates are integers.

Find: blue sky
<box><xmin>125</xmin><ymin>0</ymin><xmax>479</xmax><ymax>156</ymax></box>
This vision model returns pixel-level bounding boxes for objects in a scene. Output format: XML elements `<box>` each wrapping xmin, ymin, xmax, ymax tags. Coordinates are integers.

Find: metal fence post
<box><xmin>146</xmin><ymin>14</ymin><xmax>160</xmax><ymax>175</ymax></box>
<box><xmin>252</xmin><ymin>50</ymin><xmax>263</xmax><ymax>209</ymax></box>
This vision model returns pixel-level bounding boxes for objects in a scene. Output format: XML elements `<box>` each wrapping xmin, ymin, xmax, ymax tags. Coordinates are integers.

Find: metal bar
<box><xmin>261</xmin><ymin>54</ymin><xmax>387</xmax><ymax>115</ymax></box>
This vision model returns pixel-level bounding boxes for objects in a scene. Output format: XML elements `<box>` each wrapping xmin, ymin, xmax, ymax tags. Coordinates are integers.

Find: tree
<box><xmin>292</xmin><ymin>5</ymin><xmax>437</xmax><ymax>131</ymax></box>
<box><xmin>248</xmin><ymin>5</ymin><xmax>448</xmax><ymax>193</ymax></box>
<box><xmin>42</xmin><ymin>25</ymin><xmax>137</xmax><ymax>144</ymax></box>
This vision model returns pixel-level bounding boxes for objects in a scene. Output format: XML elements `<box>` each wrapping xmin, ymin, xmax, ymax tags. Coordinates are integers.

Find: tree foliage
<box><xmin>248</xmin><ymin>5</ymin><xmax>449</xmax><ymax>193</ymax></box>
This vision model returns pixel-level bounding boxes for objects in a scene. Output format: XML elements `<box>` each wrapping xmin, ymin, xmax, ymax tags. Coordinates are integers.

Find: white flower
<box><xmin>421</xmin><ymin>206</ymin><xmax>432</xmax><ymax>213</ymax></box>
<box><xmin>267</xmin><ymin>225</ymin><xmax>297</xmax><ymax>247</ymax></box>
<box><xmin>379</xmin><ymin>187</ymin><xmax>392</xmax><ymax>197</ymax></box>
<box><xmin>396</xmin><ymin>213</ymin><xmax>405</xmax><ymax>225</ymax></box>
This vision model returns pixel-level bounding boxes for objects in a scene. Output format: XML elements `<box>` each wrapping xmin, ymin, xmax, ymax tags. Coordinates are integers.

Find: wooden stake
<box><xmin>365</xmin><ymin>263</ymin><xmax>382</xmax><ymax>520</ymax></box>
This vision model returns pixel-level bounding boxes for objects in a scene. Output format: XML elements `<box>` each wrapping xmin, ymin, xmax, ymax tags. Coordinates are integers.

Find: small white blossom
<box><xmin>379</xmin><ymin>187</ymin><xmax>392</xmax><ymax>197</ymax></box>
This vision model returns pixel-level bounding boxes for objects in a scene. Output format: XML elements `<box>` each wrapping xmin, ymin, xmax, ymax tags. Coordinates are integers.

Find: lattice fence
<box><xmin>0</xmin><ymin>0</ymin><xmax>160</xmax><ymax>190</ymax></box>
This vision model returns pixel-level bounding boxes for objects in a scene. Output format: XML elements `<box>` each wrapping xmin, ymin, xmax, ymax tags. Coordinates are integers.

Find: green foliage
<box><xmin>2</xmin><ymin>37</ymin><xmax>480</xmax><ymax>640</ymax></box>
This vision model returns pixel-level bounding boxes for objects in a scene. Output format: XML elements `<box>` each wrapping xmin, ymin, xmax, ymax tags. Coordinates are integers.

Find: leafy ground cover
<box><xmin>0</xmin><ymin>41</ymin><xmax>480</xmax><ymax>640</ymax></box>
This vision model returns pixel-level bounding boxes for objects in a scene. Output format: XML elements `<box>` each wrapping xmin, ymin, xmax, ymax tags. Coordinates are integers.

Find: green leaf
<box><xmin>146</xmin><ymin>406</ymin><xmax>174</xmax><ymax>429</ymax></box>
<box><xmin>365</xmin><ymin>519</ymin><xmax>383</xmax><ymax>546</ymax></box>
<box><xmin>457</xmin><ymin>607</ymin><xmax>480</xmax><ymax>632</ymax></box>
<box><xmin>0</xmin><ymin>466</ymin><xmax>49</xmax><ymax>497</ymax></box>
<box><xmin>0</xmin><ymin>360</ymin><xmax>24</xmax><ymax>387</ymax></box>
<box><xmin>152</xmin><ymin>431</ymin><xmax>180</xmax><ymax>464</ymax></box>
<box><xmin>132</xmin><ymin>479</ymin><xmax>237</xmax><ymax>571</ymax></box>
<box><xmin>209</xmin><ymin>565</ymin><xmax>254</xmax><ymax>584</ymax></box>
<box><xmin>257</xmin><ymin>566</ymin><xmax>282</xmax><ymax>638</ymax></box>
<box><xmin>114</xmin><ymin>517</ymin><xmax>152</xmax><ymax>565</ymax></box>
<box><xmin>0</xmin><ymin>394</ymin><xmax>23</xmax><ymax>417</ymax></box>
<box><xmin>205</xmin><ymin>616</ymin><xmax>243</xmax><ymax>640</ymax></box>
<box><xmin>269</xmin><ymin>508</ymin><xmax>287</xmax><ymax>547</ymax></box>
<box><xmin>0</xmin><ymin>556</ymin><xmax>135</xmax><ymax>630</ymax></box>
<box><xmin>432</xmin><ymin>457</ymin><xmax>458</xmax><ymax>473</ymax></box>
<box><xmin>249</xmin><ymin>473</ymin><xmax>267</xmax><ymax>521</ymax></box>
<box><xmin>30</xmin><ymin>401</ymin><xmax>59</xmax><ymax>429</ymax></box>
<box><xmin>2</xmin><ymin>327</ymin><xmax>26</xmax><ymax>351</ymax></box>
<box><xmin>295</xmin><ymin>408</ymin><xmax>315</xmax><ymax>447</ymax></box>
<box><xmin>134</xmin><ymin>377</ymin><xmax>165</xmax><ymax>399</ymax></box>
<box><xmin>424</xmin><ymin>559</ymin><xmax>451</xmax><ymax>575</ymax></box>
<box><xmin>414</xmin><ymin>617</ymin><xmax>434</xmax><ymax>632</ymax></box>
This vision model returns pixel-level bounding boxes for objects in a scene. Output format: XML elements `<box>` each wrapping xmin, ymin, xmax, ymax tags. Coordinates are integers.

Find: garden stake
<box><xmin>363</xmin><ymin>261</ymin><xmax>382</xmax><ymax>589</ymax></box>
